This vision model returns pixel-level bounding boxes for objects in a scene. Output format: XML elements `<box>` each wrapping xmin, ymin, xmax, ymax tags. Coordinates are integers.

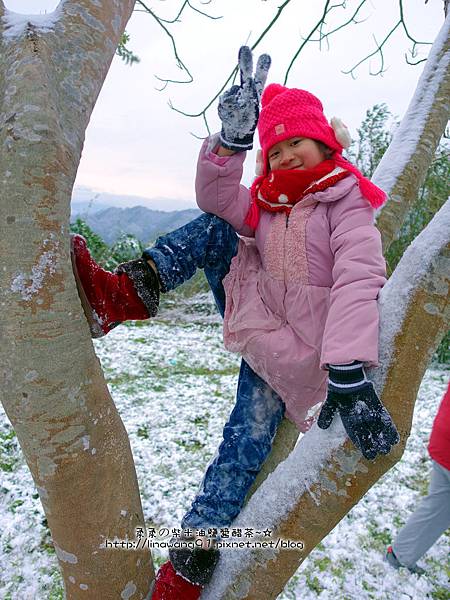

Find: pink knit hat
<box><xmin>256</xmin><ymin>84</ymin><xmax>387</xmax><ymax>209</ymax></box>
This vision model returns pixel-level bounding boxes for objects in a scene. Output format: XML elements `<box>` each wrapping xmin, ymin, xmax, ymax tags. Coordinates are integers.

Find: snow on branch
<box><xmin>203</xmin><ymin>200</ymin><xmax>450</xmax><ymax>600</ymax></box>
<box><xmin>1</xmin><ymin>4</ymin><xmax>63</xmax><ymax>41</ymax></box>
<box><xmin>373</xmin><ymin>14</ymin><xmax>449</xmax><ymax>196</ymax></box>
<box><xmin>376</xmin><ymin>199</ymin><xmax>450</xmax><ymax>392</ymax></box>
<box><xmin>374</xmin><ymin>13</ymin><xmax>450</xmax><ymax>250</ymax></box>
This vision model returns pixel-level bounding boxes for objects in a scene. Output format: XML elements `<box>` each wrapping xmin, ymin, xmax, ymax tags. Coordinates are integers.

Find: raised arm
<box><xmin>195</xmin><ymin>46</ymin><xmax>271</xmax><ymax>236</ymax></box>
<box><xmin>195</xmin><ymin>138</ymin><xmax>254</xmax><ymax>236</ymax></box>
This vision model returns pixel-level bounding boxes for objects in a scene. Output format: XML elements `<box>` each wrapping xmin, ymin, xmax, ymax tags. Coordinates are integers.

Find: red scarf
<box><xmin>246</xmin><ymin>160</ymin><xmax>350</xmax><ymax>229</ymax></box>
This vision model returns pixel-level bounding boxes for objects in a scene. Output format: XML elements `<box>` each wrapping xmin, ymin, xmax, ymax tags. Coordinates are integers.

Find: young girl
<box><xmin>71</xmin><ymin>47</ymin><xmax>399</xmax><ymax>599</ymax></box>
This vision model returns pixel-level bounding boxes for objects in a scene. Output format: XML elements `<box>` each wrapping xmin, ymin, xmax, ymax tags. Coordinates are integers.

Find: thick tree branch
<box><xmin>56</xmin><ymin>0</ymin><xmax>136</xmax><ymax>123</ymax></box>
<box><xmin>203</xmin><ymin>201</ymin><xmax>450</xmax><ymax>599</ymax></box>
<box><xmin>0</xmin><ymin>2</ymin><xmax>154</xmax><ymax>597</ymax></box>
<box><xmin>374</xmin><ymin>14</ymin><xmax>450</xmax><ymax>254</ymax></box>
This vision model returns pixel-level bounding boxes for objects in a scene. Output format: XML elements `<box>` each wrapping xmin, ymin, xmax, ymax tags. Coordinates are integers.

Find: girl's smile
<box><xmin>268</xmin><ymin>137</ymin><xmax>326</xmax><ymax>171</ymax></box>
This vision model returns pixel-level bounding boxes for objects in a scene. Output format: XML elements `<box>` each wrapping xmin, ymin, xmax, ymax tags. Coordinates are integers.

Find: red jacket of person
<box><xmin>428</xmin><ymin>382</ymin><xmax>450</xmax><ymax>471</ymax></box>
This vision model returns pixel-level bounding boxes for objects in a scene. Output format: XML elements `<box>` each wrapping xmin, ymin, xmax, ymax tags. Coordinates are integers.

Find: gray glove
<box><xmin>218</xmin><ymin>46</ymin><xmax>271</xmax><ymax>152</ymax></box>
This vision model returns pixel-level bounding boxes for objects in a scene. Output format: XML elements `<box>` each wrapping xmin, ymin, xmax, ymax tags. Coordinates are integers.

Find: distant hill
<box><xmin>71</xmin><ymin>205</ymin><xmax>201</xmax><ymax>245</ymax></box>
<box><xmin>71</xmin><ymin>186</ymin><xmax>197</xmax><ymax>212</ymax></box>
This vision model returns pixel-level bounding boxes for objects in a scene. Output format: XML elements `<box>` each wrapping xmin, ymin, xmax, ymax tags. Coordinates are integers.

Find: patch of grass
<box><xmin>141</xmin><ymin>363</ymin><xmax>238</xmax><ymax>380</ymax></box>
<box><xmin>122</xmin><ymin>320</ymin><xmax>150</xmax><ymax>329</ymax></box>
<box><xmin>107</xmin><ymin>372</ymin><xmax>141</xmax><ymax>387</ymax></box>
<box><xmin>191</xmin><ymin>416</ymin><xmax>208</xmax><ymax>427</ymax></box>
<box><xmin>393</xmin><ymin>514</ymin><xmax>404</xmax><ymax>529</ymax></box>
<box><xmin>314</xmin><ymin>555</ymin><xmax>332</xmax><ymax>572</ymax></box>
<box><xmin>432</xmin><ymin>587</ymin><xmax>450</xmax><ymax>600</ymax></box>
<box><xmin>152</xmin><ymin>383</ymin><xmax>167</xmax><ymax>392</ymax></box>
<box><xmin>40</xmin><ymin>522</ymin><xmax>55</xmax><ymax>555</ymax></box>
<box><xmin>427</xmin><ymin>555</ymin><xmax>450</xmax><ymax>580</ymax></box>
<box><xmin>8</xmin><ymin>499</ymin><xmax>24</xmax><ymax>513</ymax></box>
<box><xmin>174</xmin><ymin>438</ymin><xmax>205</xmax><ymax>452</ymax></box>
<box><xmin>364</xmin><ymin>522</ymin><xmax>391</xmax><ymax>551</ymax></box>
<box><xmin>0</xmin><ymin>427</ymin><xmax>19</xmax><ymax>473</ymax></box>
<box><xmin>137</xmin><ymin>426</ymin><xmax>150</xmax><ymax>439</ymax></box>
<box><xmin>330</xmin><ymin>558</ymin><xmax>353</xmax><ymax>578</ymax></box>
<box><xmin>46</xmin><ymin>571</ymin><xmax>64</xmax><ymax>600</ymax></box>
<box><xmin>305</xmin><ymin>573</ymin><xmax>324</xmax><ymax>594</ymax></box>
<box><xmin>4</xmin><ymin>573</ymin><xmax>24</xmax><ymax>597</ymax></box>
<box><xmin>362</xmin><ymin>580</ymin><xmax>375</xmax><ymax>593</ymax></box>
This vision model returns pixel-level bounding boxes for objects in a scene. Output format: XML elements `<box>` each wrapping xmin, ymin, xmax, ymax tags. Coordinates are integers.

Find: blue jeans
<box><xmin>143</xmin><ymin>214</ymin><xmax>285</xmax><ymax>528</ymax></box>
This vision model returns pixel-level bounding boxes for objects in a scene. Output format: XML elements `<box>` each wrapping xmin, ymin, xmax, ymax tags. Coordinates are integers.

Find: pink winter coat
<box><xmin>196</xmin><ymin>141</ymin><xmax>386</xmax><ymax>431</ymax></box>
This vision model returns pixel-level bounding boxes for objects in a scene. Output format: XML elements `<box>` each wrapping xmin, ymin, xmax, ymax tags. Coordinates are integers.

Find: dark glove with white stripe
<box><xmin>218</xmin><ymin>46</ymin><xmax>271</xmax><ymax>152</ymax></box>
<box><xmin>317</xmin><ymin>361</ymin><xmax>399</xmax><ymax>460</ymax></box>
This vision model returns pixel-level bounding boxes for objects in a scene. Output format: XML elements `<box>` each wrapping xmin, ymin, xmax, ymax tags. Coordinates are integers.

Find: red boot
<box><xmin>70</xmin><ymin>234</ymin><xmax>159</xmax><ymax>337</ymax></box>
<box><xmin>151</xmin><ymin>561</ymin><xmax>202</xmax><ymax>600</ymax></box>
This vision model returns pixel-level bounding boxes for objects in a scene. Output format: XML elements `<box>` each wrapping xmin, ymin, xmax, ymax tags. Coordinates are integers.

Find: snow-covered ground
<box><xmin>0</xmin><ymin>308</ymin><xmax>449</xmax><ymax>599</ymax></box>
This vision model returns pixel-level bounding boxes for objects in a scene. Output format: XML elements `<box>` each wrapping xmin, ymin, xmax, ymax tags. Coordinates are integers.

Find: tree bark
<box><xmin>0</xmin><ymin>2</ymin><xmax>153</xmax><ymax>598</ymax></box>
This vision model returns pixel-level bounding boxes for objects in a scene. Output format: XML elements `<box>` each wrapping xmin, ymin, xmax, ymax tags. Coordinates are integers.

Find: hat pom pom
<box><xmin>331</xmin><ymin>117</ymin><xmax>351</xmax><ymax>149</ymax></box>
<box><xmin>261</xmin><ymin>83</ymin><xmax>287</xmax><ymax>107</ymax></box>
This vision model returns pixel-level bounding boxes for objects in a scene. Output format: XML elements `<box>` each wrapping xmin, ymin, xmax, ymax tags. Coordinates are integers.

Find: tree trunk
<box><xmin>0</xmin><ymin>2</ymin><xmax>153</xmax><ymax>598</ymax></box>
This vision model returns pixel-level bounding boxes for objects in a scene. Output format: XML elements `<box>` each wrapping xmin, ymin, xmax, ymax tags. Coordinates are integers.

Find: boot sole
<box><xmin>70</xmin><ymin>237</ymin><xmax>106</xmax><ymax>339</ymax></box>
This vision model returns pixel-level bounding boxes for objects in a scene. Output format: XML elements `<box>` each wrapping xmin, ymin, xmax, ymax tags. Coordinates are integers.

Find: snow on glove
<box><xmin>218</xmin><ymin>46</ymin><xmax>271</xmax><ymax>152</ymax></box>
<box><xmin>317</xmin><ymin>362</ymin><xmax>400</xmax><ymax>460</ymax></box>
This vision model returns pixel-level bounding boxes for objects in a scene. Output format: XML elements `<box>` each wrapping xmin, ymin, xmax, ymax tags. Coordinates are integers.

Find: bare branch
<box><xmin>343</xmin><ymin>0</ymin><xmax>434</xmax><ymax>78</ymax></box>
<box><xmin>284</xmin><ymin>0</ymin><xmax>333</xmax><ymax>83</ymax></box>
<box><xmin>171</xmin><ymin>0</ymin><xmax>437</xmax><ymax>134</ymax></box>
<box><xmin>405</xmin><ymin>53</ymin><xmax>427</xmax><ymax>66</ymax></box>
<box><xmin>135</xmin><ymin>0</ymin><xmax>193</xmax><ymax>86</ymax></box>
<box><xmin>343</xmin><ymin>20</ymin><xmax>401</xmax><ymax>78</ymax></box>
<box><xmin>134</xmin><ymin>0</ymin><xmax>222</xmax><ymax>87</ymax></box>
<box><xmin>135</xmin><ymin>0</ymin><xmax>221</xmax><ymax>23</ymax></box>
<box><xmin>399</xmin><ymin>0</ymin><xmax>433</xmax><ymax>48</ymax></box>
<box><xmin>168</xmin><ymin>0</ymin><xmax>295</xmax><ymax>136</ymax></box>
<box><xmin>284</xmin><ymin>1</ymin><xmax>371</xmax><ymax>82</ymax></box>
<box><xmin>316</xmin><ymin>0</ymin><xmax>368</xmax><ymax>48</ymax></box>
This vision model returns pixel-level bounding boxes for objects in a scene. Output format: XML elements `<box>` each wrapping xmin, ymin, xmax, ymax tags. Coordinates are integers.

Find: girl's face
<box><xmin>267</xmin><ymin>137</ymin><xmax>326</xmax><ymax>171</ymax></box>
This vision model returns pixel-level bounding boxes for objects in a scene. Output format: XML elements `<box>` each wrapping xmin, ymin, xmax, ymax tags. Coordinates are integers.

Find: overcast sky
<box><xmin>6</xmin><ymin>0</ymin><xmax>445</xmax><ymax>210</ymax></box>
